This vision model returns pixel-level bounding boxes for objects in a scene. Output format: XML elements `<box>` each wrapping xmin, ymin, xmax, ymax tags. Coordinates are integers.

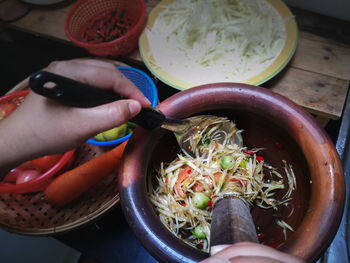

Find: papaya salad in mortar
<box><xmin>149</xmin><ymin>117</ymin><xmax>296</xmax><ymax>252</ymax></box>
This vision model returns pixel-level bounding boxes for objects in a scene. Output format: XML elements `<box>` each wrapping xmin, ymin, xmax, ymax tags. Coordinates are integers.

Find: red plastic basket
<box><xmin>0</xmin><ymin>89</ymin><xmax>75</xmax><ymax>194</ymax></box>
<box><xmin>64</xmin><ymin>0</ymin><xmax>146</xmax><ymax>58</ymax></box>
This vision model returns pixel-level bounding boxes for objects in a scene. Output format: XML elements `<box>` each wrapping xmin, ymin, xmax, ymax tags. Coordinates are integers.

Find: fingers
<box><xmin>46</xmin><ymin>59</ymin><xmax>151</xmax><ymax>107</ymax></box>
<box><xmin>230</xmin><ymin>256</ymin><xmax>284</xmax><ymax>263</ymax></box>
<box><xmin>201</xmin><ymin>243</ymin><xmax>305</xmax><ymax>263</ymax></box>
<box><xmin>0</xmin><ymin>58</ymin><xmax>152</xmax><ymax>173</ymax></box>
<box><xmin>211</xmin><ymin>245</ymin><xmax>231</xmax><ymax>255</ymax></box>
<box><xmin>204</xmin><ymin>255</ymin><xmax>283</xmax><ymax>263</ymax></box>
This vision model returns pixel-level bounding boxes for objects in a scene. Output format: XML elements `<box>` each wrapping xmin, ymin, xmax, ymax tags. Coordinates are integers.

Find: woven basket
<box><xmin>0</xmin><ymin>59</ymin><xmax>128</xmax><ymax>235</ymax></box>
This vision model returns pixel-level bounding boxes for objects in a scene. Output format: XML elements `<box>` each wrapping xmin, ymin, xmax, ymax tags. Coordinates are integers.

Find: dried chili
<box><xmin>81</xmin><ymin>8</ymin><xmax>132</xmax><ymax>43</ymax></box>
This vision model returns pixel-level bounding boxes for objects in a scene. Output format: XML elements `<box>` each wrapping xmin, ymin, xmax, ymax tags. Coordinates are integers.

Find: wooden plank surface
<box><xmin>291</xmin><ymin>38</ymin><xmax>350</xmax><ymax>81</ymax></box>
<box><xmin>10</xmin><ymin>2</ymin><xmax>70</xmax><ymax>44</ymax></box>
<box><xmin>3</xmin><ymin>0</ymin><xmax>350</xmax><ymax>120</ymax></box>
<box><xmin>265</xmin><ymin>67</ymin><xmax>348</xmax><ymax>119</ymax></box>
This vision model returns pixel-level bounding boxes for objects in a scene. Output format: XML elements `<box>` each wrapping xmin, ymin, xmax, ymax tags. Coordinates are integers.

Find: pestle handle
<box><xmin>210</xmin><ymin>197</ymin><xmax>258</xmax><ymax>250</ymax></box>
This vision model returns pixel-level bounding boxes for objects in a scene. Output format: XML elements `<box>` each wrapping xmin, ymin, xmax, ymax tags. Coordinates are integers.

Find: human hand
<box><xmin>0</xmin><ymin>58</ymin><xmax>151</xmax><ymax>173</ymax></box>
<box><xmin>200</xmin><ymin>242</ymin><xmax>305</xmax><ymax>263</ymax></box>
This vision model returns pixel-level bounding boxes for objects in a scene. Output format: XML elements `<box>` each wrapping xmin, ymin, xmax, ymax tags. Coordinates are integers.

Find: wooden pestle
<box><xmin>210</xmin><ymin>197</ymin><xmax>258</xmax><ymax>253</ymax></box>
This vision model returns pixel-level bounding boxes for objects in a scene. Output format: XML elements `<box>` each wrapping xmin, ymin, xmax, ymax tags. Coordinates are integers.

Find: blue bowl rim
<box><xmin>86</xmin><ymin>66</ymin><xmax>158</xmax><ymax>146</ymax></box>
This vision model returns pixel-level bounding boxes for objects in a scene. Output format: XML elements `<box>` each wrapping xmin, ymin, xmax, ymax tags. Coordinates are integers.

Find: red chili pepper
<box><xmin>110</xmin><ymin>16</ymin><xmax>116</xmax><ymax>27</ymax></box>
<box><xmin>81</xmin><ymin>31</ymin><xmax>88</xmax><ymax>42</ymax></box>
<box><xmin>243</xmin><ymin>150</ymin><xmax>255</xmax><ymax>155</ymax></box>
<box><xmin>180</xmin><ymin>201</ymin><xmax>186</xmax><ymax>206</ymax></box>
<box><xmin>99</xmin><ymin>14</ymin><xmax>112</xmax><ymax>27</ymax></box>
<box><xmin>208</xmin><ymin>200</ymin><xmax>213</xmax><ymax>211</ymax></box>
<box><xmin>85</xmin><ymin>28</ymin><xmax>98</xmax><ymax>39</ymax></box>
<box><xmin>90</xmin><ymin>12</ymin><xmax>107</xmax><ymax>25</ymax></box>
<box><xmin>229</xmin><ymin>178</ymin><xmax>246</xmax><ymax>187</ymax></box>
<box><xmin>257</xmin><ymin>233</ymin><xmax>265</xmax><ymax>238</ymax></box>
<box><xmin>119</xmin><ymin>8</ymin><xmax>126</xmax><ymax>19</ymax></box>
<box><xmin>103</xmin><ymin>26</ymin><xmax>110</xmax><ymax>38</ymax></box>
<box><xmin>276</xmin><ymin>142</ymin><xmax>283</xmax><ymax>150</ymax></box>
<box><xmin>92</xmin><ymin>19</ymin><xmax>100</xmax><ymax>29</ymax></box>
<box><xmin>117</xmin><ymin>23</ymin><xmax>128</xmax><ymax>30</ymax></box>
<box><xmin>256</xmin><ymin>156</ymin><xmax>264</xmax><ymax>162</ymax></box>
<box><xmin>229</xmin><ymin>178</ymin><xmax>239</xmax><ymax>182</ymax></box>
<box><xmin>268</xmin><ymin>241</ymin><xmax>281</xmax><ymax>248</ymax></box>
<box><xmin>110</xmin><ymin>28</ymin><xmax>121</xmax><ymax>37</ymax></box>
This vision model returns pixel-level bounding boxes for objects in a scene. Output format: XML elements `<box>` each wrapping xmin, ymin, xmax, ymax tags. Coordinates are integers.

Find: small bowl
<box><xmin>0</xmin><ymin>151</ymin><xmax>75</xmax><ymax>194</ymax></box>
<box><xmin>64</xmin><ymin>0</ymin><xmax>146</xmax><ymax>57</ymax></box>
<box><xmin>118</xmin><ymin>83</ymin><xmax>345</xmax><ymax>262</ymax></box>
<box><xmin>86</xmin><ymin>66</ymin><xmax>158</xmax><ymax>146</ymax></box>
<box><xmin>0</xmin><ymin>89</ymin><xmax>75</xmax><ymax>194</ymax></box>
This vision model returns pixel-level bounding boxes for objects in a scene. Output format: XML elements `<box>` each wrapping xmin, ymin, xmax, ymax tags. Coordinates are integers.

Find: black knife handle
<box><xmin>29</xmin><ymin>71</ymin><xmax>165</xmax><ymax>130</ymax></box>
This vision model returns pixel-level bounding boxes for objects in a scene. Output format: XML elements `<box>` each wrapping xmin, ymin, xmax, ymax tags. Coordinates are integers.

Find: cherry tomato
<box><xmin>3</xmin><ymin>167</ymin><xmax>24</xmax><ymax>183</ymax></box>
<box><xmin>0</xmin><ymin>102</ymin><xmax>17</xmax><ymax>120</ymax></box>
<box><xmin>31</xmin><ymin>154</ymin><xmax>63</xmax><ymax>172</ymax></box>
<box><xmin>19</xmin><ymin>160</ymin><xmax>35</xmax><ymax>170</ymax></box>
<box><xmin>16</xmin><ymin>169</ymin><xmax>41</xmax><ymax>184</ymax></box>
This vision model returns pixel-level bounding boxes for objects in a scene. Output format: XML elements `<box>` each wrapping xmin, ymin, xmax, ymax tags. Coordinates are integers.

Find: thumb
<box><xmin>76</xmin><ymin>99</ymin><xmax>142</xmax><ymax>137</ymax></box>
<box><xmin>125</xmin><ymin>100</ymin><xmax>143</xmax><ymax>119</ymax></box>
<box><xmin>102</xmin><ymin>99</ymin><xmax>142</xmax><ymax>127</ymax></box>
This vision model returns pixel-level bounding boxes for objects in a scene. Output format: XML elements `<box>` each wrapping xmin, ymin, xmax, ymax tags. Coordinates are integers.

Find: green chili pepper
<box><xmin>240</xmin><ymin>159</ymin><xmax>246</xmax><ymax>168</ymax></box>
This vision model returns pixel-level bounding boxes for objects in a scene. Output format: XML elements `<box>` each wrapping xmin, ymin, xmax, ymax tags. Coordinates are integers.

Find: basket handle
<box><xmin>29</xmin><ymin>71</ymin><xmax>165</xmax><ymax>130</ymax></box>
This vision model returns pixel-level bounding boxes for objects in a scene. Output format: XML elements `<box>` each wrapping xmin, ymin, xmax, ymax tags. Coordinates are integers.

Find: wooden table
<box><xmin>3</xmin><ymin>0</ymin><xmax>350</xmax><ymax>125</ymax></box>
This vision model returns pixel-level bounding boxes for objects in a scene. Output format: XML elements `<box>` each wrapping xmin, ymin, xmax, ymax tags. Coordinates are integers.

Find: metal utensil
<box><xmin>29</xmin><ymin>71</ymin><xmax>218</xmax><ymax>155</ymax></box>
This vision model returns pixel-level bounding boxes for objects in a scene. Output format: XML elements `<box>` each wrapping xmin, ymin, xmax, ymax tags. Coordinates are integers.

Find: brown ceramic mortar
<box><xmin>118</xmin><ymin>83</ymin><xmax>345</xmax><ymax>263</ymax></box>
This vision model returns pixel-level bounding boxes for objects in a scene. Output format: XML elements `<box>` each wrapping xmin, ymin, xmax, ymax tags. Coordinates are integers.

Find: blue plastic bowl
<box><xmin>86</xmin><ymin>66</ymin><xmax>158</xmax><ymax>146</ymax></box>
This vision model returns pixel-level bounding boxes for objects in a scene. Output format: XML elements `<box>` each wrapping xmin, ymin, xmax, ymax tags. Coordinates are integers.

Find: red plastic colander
<box><xmin>64</xmin><ymin>0</ymin><xmax>146</xmax><ymax>57</ymax></box>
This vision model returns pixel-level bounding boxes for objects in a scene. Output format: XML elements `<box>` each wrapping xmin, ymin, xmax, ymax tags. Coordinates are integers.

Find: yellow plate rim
<box><xmin>139</xmin><ymin>0</ymin><xmax>298</xmax><ymax>90</ymax></box>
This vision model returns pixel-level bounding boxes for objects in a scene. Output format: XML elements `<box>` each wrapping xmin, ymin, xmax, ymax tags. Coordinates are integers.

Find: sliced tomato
<box><xmin>213</xmin><ymin>172</ymin><xmax>222</xmax><ymax>184</ymax></box>
<box><xmin>175</xmin><ymin>166</ymin><xmax>192</xmax><ymax>198</ymax></box>
<box><xmin>0</xmin><ymin>102</ymin><xmax>17</xmax><ymax>120</ymax></box>
<box><xmin>31</xmin><ymin>154</ymin><xmax>63</xmax><ymax>172</ymax></box>
<box><xmin>192</xmin><ymin>172</ymin><xmax>222</xmax><ymax>192</ymax></box>
<box><xmin>193</xmin><ymin>183</ymin><xmax>204</xmax><ymax>192</ymax></box>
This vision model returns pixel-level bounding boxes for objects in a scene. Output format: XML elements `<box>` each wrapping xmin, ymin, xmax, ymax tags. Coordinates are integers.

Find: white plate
<box><xmin>139</xmin><ymin>0</ymin><xmax>298</xmax><ymax>90</ymax></box>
